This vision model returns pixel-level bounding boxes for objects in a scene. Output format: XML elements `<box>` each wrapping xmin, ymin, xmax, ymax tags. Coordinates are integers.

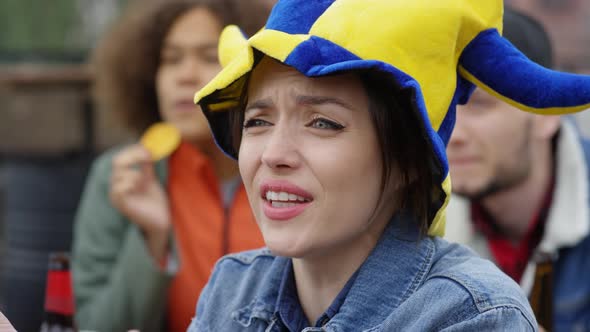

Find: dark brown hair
<box><xmin>359</xmin><ymin>70</ymin><xmax>441</xmax><ymax>236</ymax></box>
<box><xmin>92</xmin><ymin>0</ymin><xmax>271</xmax><ymax>134</ymax></box>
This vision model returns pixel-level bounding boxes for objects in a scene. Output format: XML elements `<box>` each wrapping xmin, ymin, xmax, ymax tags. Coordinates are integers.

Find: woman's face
<box><xmin>239</xmin><ymin>58</ymin><xmax>393</xmax><ymax>259</ymax></box>
<box><xmin>156</xmin><ymin>7</ymin><xmax>222</xmax><ymax>144</ymax></box>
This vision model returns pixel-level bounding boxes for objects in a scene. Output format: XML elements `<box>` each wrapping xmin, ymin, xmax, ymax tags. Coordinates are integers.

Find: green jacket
<box><xmin>72</xmin><ymin>148</ymin><xmax>172</xmax><ymax>331</ymax></box>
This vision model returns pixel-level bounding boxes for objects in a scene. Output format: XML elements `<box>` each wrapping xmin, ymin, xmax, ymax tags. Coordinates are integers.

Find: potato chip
<box><xmin>140</xmin><ymin>122</ymin><xmax>181</xmax><ymax>161</ymax></box>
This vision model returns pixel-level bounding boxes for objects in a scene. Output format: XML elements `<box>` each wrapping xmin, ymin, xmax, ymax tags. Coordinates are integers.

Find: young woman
<box><xmin>71</xmin><ymin>1</ymin><xmax>270</xmax><ymax>331</ymax></box>
<box><xmin>189</xmin><ymin>54</ymin><xmax>537</xmax><ymax>331</ymax></box>
<box><xmin>188</xmin><ymin>0</ymin><xmax>590</xmax><ymax>330</ymax></box>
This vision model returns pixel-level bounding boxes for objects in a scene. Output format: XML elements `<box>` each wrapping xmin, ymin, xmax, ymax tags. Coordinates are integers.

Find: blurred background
<box><xmin>507</xmin><ymin>0</ymin><xmax>590</xmax><ymax>135</ymax></box>
<box><xmin>0</xmin><ymin>0</ymin><xmax>588</xmax><ymax>330</ymax></box>
<box><xmin>0</xmin><ymin>1</ymin><xmax>132</xmax><ymax>330</ymax></box>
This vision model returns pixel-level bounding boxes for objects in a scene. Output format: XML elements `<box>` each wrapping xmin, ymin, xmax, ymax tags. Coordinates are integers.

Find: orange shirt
<box><xmin>166</xmin><ymin>142</ymin><xmax>263</xmax><ymax>332</ymax></box>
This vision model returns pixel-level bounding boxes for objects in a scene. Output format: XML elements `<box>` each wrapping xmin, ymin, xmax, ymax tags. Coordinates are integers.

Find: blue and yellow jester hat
<box><xmin>194</xmin><ymin>0</ymin><xmax>590</xmax><ymax>236</ymax></box>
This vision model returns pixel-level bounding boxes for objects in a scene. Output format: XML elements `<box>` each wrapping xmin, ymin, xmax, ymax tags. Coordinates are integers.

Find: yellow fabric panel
<box><xmin>195</xmin><ymin>29</ymin><xmax>310</xmax><ymax>105</ymax></box>
<box><xmin>194</xmin><ymin>46</ymin><xmax>254</xmax><ymax>104</ymax></box>
<box><xmin>459</xmin><ymin>66</ymin><xmax>590</xmax><ymax>115</ymax></box>
<box><xmin>249</xmin><ymin>29</ymin><xmax>311</xmax><ymax>62</ymax></box>
<box><xmin>428</xmin><ymin>175</ymin><xmax>451</xmax><ymax>237</ymax></box>
<box><xmin>310</xmin><ymin>0</ymin><xmax>502</xmax><ymax>131</ymax></box>
<box><xmin>218</xmin><ymin>25</ymin><xmax>249</xmax><ymax>68</ymax></box>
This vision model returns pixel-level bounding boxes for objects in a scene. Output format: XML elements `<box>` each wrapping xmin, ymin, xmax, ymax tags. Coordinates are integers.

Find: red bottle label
<box><xmin>44</xmin><ymin>270</ymin><xmax>75</xmax><ymax>315</ymax></box>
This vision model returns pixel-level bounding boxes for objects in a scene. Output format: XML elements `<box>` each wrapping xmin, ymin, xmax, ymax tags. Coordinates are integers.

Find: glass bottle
<box><xmin>40</xmin><ymin>252</ymin><xmax>77</xmax><ymax>332</ymax></box>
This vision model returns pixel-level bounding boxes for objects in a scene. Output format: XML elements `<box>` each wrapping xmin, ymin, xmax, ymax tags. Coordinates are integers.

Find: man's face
<box><xmin>447</xmin><ymin>89</ymin><xmax>537</xmax><ymax>199</ymax></box>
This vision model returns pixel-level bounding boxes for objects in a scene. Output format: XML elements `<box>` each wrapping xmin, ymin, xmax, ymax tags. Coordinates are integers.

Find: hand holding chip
<box><xmin>140</xmin><ymin>122</ymin><xmax>181</xmax><ymax>161</ymax></box>
<box><xmin>109</xmin><ymin>123</ymin><xmax>180</xmax><ymax>262</ymax></box>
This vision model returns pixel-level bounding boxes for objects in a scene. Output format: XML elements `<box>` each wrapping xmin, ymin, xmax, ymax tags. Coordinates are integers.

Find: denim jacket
<box><xmin>189</xmin><ymin>218</ymin><xmax>537</xmax><ymax>331</ymax></box>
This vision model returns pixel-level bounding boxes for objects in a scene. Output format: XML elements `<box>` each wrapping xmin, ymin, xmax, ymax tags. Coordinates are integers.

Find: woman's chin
<box><xmin>265</xmin><ymin>239</ymin><xmax>307</xmax><ymax>258</ymax></box>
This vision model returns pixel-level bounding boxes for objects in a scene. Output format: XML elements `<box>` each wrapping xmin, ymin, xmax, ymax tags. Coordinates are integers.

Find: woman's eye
<box><xmin>308</xmin><ymin>118</ymin><xmax>344</xmax><ymax>130</ymax></box>
<box><xmin>161</xmin><ymin>54</ymin><xmax>181</xmax><ymax>65</ymax></box>
<box><xmin>201</xmin><ymin>52</ymin><xmax>219</xmax><ymax>64</ymax></box>
<box><xmin>243</xmin><ymin>118</ymin><xmax>271</xmax><ymax>128</ymax></box>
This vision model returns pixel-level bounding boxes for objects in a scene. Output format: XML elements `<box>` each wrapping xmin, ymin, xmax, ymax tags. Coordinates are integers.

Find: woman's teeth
<box><xmin>271</xmin><ymin>201</ymin><xmax>298</xmax><ymax>208</ymax></box>
<box><xmin>265</xmin><ymin>191</ymin><xmax>309</xmax><ymax>206</ymax></box>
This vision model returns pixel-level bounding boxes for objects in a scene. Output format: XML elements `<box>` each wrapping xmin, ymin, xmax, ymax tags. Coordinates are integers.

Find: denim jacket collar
<box><xmin>233</xmin><ymin>215</ymin><xmax>436</xmax><ymax>331</ymax></box>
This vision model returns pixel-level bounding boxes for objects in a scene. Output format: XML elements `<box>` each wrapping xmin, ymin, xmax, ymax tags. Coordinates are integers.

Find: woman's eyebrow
<box><xmin>245</xmin><ymin>98</ymin><xmax>273</xmax><ymax>112</ymax></box>
<box><xmin>245</xmin><ymin>95</ymin><xmax>354</xmax><ymax>113</ymax></box>
<box><xmin>296</xmin><ymin>95</ymin><xmax>354</xmax><ymax>111</ymax></box>
<box><xmin>161</xmin><ymin>41</ymin><xmax>218</xmax><ymax>52</ymax></box>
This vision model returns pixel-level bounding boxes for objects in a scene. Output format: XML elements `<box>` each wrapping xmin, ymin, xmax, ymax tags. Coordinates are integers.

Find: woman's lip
<box><xmin>173</xmin><ymin>100</ymin><xmax>197</xmax><ymax>112</ymax></box>
<box><xmin>259</xmin><ymin>180</ymin><xmax>313</xmax><ymax>200</ymax></box>
<box><xmin>259</xmin><ymin>180</ymin><xmax>313</xmax><ymax>221</ymax></box>
<box><xmin>262</xmin><ymin>200</ymin><xmax>311</xmax><ymax>221</ymax></box>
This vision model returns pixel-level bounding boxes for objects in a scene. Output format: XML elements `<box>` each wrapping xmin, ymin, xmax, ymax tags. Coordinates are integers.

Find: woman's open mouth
<box><xmin>260</xmin><ymin>181</ymin><xmax>313</xmax><ymax>221</ymax></box>
<box><xmin>265</xmin><ymin>190</ymin><xmax>311</xmax><ymax>208</ymax></box>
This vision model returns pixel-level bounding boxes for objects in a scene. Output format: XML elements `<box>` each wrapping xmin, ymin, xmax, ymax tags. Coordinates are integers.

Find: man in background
<box><xmin>445</xmin><ymin>7</ymin><xmax>590</xmax><ymax>331</ymax></box>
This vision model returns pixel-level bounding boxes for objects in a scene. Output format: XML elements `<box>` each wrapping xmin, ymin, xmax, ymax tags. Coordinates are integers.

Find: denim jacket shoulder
<box><xmin>191</xmin><ymin>248</ymin><xmax>280</xmax><ymax>331</ymax></box>
<box><xmin>190</xmin><ymin>221</ymin><xmax>537</xmax><ymax>332</ymax></box>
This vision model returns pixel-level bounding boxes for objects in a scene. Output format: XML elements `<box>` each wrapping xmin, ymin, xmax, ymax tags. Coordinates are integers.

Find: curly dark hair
<box><xmin>92</xmin><ymin>0</ymin><xmax>272</xmax><ymax>134</ymax></box>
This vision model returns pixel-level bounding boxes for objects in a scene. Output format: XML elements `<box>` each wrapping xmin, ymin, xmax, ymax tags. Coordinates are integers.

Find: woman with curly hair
<box><xmin>71</xmin><ymin>0</ymin><xmax>271</xmax><ymax>331</ymax></box>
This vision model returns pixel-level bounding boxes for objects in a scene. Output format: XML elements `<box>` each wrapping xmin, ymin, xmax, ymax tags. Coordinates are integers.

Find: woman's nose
<box><xmin>260</xmin><ymin>127</ymin><xmax>301</xmax><ymax>170</ymax></box>
<box><xmin>448</xmin><ymin>108</ymin><xmax>470</xmax><ymax>147</ymax></box>
<box><xmin>177</xmin><ymin>58</ymin><xmax>203</xmax><ymax>85</ymax></box>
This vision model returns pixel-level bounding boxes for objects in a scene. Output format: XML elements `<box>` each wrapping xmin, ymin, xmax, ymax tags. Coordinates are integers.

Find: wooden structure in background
<box><xmin>0</xmin><ymin>64</ymin><xmax>133</xmax><ymax>156</ymax></box>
